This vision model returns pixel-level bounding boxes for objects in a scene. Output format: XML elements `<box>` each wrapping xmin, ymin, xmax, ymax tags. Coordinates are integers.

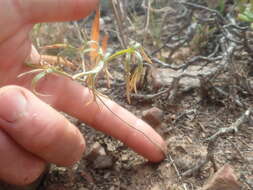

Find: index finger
<box><xmin>26</xmin><ymin>73</ymin><xmax>167</xmax><ymax>162</ymax></box>
<box><xmin>59</xmin><ymin>81</ymin><xmax>166</xmax><ymax>162</ymax></box>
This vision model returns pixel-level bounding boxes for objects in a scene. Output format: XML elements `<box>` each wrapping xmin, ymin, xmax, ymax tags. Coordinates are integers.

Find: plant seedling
<box><xmin>20</xmin><ymin>7</ymin><xmax>166</xmax><ymax>157</ymax></box>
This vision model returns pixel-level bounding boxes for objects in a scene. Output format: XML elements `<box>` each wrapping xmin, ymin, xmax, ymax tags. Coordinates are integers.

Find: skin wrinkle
<box><xmin>0</xmin><ymin>113</ymin><xmax>27</xmax><ymax>126</ymax></box>
<box><xmin>24</xmin><ymin>107</ymin><xmax>62</xmax><ymax>152</ymax></box>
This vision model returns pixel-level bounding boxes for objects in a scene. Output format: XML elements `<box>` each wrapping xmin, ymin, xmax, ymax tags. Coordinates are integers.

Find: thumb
<box><xmin>0</xmin><ymin>85</ymin><xmax>85</xmax><ymax>166</ymax></box>
<box><xmin>19</xmin><ymin>0</ymin><xmax>100</xmax><ymax>23</ymax></box>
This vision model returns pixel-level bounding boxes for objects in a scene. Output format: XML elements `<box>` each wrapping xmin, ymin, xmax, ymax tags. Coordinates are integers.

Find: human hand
<box><xmin>0</xmin><ymin>0</ymin><xmax>166</xmax><ymax>186</ymax></box>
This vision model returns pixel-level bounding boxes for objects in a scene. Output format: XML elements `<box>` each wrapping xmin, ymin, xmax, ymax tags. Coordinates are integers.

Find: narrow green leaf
<box><xmin>244</xmin><ymin>9</ymin><xmax>253</xmax><ymax>20</ymax></box>
<box><xmin>31</xmin><ymin>68</ymin><xmax>54</xmax><ymax>95</ymax></box>
<box><xmin>31</xmin><ymin>72</ymin><xmax>47</xmax><ymax>91</ymax></box>
<box><xmin>18</xmin><ymin>69</ymin><xmax>44</xmax><ymax>78</ymax></box>
<box><xmin>238</xmin><ymin>13</ymin><xmax>252</xmax><ymax>22</ymax></box>
<box><xmin>81</xmin><ymin>48</ymin><xmax>96</xmax><ymax>55</ymax></box>
<box><xmin>134</xmin><ymin>51</ymin><xmax>143</xmax><ymax>62</ymax></box>
<box><xmin>106</xmin><ymin>48</ymin><xmax>135</xmax><ymax>62</ymax></box>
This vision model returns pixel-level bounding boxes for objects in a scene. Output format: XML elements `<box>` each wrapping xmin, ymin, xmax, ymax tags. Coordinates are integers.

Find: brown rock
<box><xmin>86</xmin><ymin>142</ymin><xmax>106</xmax><ymax>161</ymax></box>
<box><xmin>80</xmin><ymin>171</ymin><xmax>95</xmax><ymax>184</ymax></box>
<box><xmin>86</xmin><ymin>142</ymin><xmax>113</xmax><ymax>169</ymax></box>
<box><xmin>93</xmin><ymin>155</ymin><xmax>113</xmax><ymax>169</ymax></box>
<box><xmin>148</xmin><ymin>66</ymin><xmax>215</xmax><ymax>90</ymax></box>
<box><xmin>166</xmin><ymin>135</ymin><xmax>207</xmax><ymax>172</ymax></box>
<box><xmin>142</xmin><ymin>107</ymin><xmax>163</xmax><ymax>128</ymax></box>
<box><xmin>202</xmin><ymin>164</ymin><xmax>241</xmax><ymax>190</ymax></box>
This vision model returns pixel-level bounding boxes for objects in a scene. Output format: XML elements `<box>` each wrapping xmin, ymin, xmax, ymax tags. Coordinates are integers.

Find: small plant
<box><xmin>22</xmin><ymin>7</ymin><xmax>152</xmax><ymax>103</ymax></box>
<box><xmin>190</xmin><ymin>24</ymin><xmax>215</xmax><ymax>55</ymax></box>
<box><xmin>236</xmin><ymin>0</ymin><xmax>253</xmax><ymax>29</ymax></box>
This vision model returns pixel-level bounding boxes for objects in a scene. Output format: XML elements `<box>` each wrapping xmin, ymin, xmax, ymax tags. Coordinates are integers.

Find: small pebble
<box><xmin>86</xmin><ymin>142</ymin><xmax>106</xmax><ymax>161</ymax></box>
<box><xmin>93</xmin><ymin>155</ymin><xmax>113</xmax><ymax>169</ymax></box>
<box><xmin>142</xmin><ymin>107</ymin><xmax>163</xmax><ymax>128</ymax></box>
<box><xmin>202</xmin><ymin>164</ymin><xmax>241</xmax><ymax>190</ymax></box>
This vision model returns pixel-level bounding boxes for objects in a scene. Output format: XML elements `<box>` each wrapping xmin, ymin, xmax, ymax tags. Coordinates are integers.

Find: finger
<box><xmin>0</xmin><ymin>24</ymin><xmax>32</xmax><ymax>69</ymax></box>
<box><xmin>16</xmin><ymin>0</ymin><xmax>100</xmax><ymax>23</ymax></box>
<box><xmin>0</xmin><ymin>129</ymin><xmax>46</xmax><ymax>186</ymax></box>
<box><xmin>0</xmin><ymin>86</ymin><xmax>85</xmax><ymax>166</ymax></box>
<box><xmin>19</xmin><ymin>71</ymin><xmax>166</xmax><ymax>162</ymax></box>
<box><xmin>0</xmin><ymin>0</ymin><xmax>25</xmax><ymax>43</ymax></box>
<box><xmin>57</xmin><ymin>86</ymin><xmax>167</xmax><ymax>162</ymax></box>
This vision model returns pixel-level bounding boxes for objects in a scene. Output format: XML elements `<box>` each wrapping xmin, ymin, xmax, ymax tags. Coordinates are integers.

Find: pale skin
<box><xmin>0</xmin><ymin>0</ymin><xmax>166</xmax><ymax>186</ymax></box>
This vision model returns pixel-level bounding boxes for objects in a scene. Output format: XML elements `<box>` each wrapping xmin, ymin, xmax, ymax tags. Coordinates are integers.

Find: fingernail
<box><xmin>0</xmin><ymin>88</ymin><xmax>27</xmax><ymax>122</ymax></box>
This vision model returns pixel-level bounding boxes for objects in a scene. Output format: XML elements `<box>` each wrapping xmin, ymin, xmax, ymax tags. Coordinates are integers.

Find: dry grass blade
<box><xmin>102</xmin><ymin>34</ymin><xmax>109</xmax><ymax>54</ymax></box>
<box><xmin>41</xmin><ymin>55</ymin><xmax>73</xmax><ymax>67</ymax></box>
<box><xmin>40</xmin><ymin>43</ymin><xmax>69</xmax><ymax>50</ymax></box>
<box><xmin>90</xmin><ymin>7</ymin><xmax>100</xmax><ymax>61</ymax></box>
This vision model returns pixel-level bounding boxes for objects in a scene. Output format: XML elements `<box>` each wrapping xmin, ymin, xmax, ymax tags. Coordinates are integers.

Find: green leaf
<box><xmin>31</xmin><ymin>68</ymin><xmax>54</xmax><ymax>95</ymax></box>
<box><xmin>72</xmin><ymin>61</ymin><xmax>105</xmax><ymax>80</ymax></box>
<box><xmin>238</xmin><ymin>13</ymin><xmax>253</xmax><ymax>22</ymax></box>
<box><xmin>81</xmin><ymin>48</ymin><xmax>96</xmax><ymax>55</ymax></box>
<box><xmin>18</xmin><ymin>69</ymin><xmax>44</xmax><ymax>78</ymax></box>
<box><xmin>106</xmin><ymin>48</ymin><xmax>135</xmax><ymax>62</ymax></box>
<box><xmin>31</xmin><ymin>72</ymin><xmax>47</xmax><ymax>90</ymax></box>
<box><xmin>134</xmin><ymin>51</ymin><xmax>143</xmax><ymax>62</ymax></box>
<box><xmin>244</xmin><ymin>9</ymin><xmax>253</xmax><ymax>20</ymax></box>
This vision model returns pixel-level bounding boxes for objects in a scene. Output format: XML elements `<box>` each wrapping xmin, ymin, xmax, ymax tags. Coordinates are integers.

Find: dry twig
<box><xmin>206</xmin><ymin>107</ymin><xmax>252</xmax><ymax>142</ymax></box>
